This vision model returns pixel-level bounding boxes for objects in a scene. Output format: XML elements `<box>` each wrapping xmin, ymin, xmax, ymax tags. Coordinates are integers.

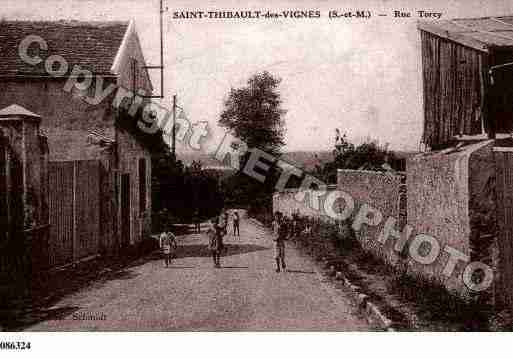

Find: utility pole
<box><xmin>159</xmin><ymin>0</ymin><xmax>164</xmax><ymax>99</ymax></box>
<box><xmin>142</xmin><ymin>0</ymin><xmax>165</xmax><ymax>99</ymax></box>
<box><xmin>172</xmin><ymin>94</ymin><xmax>176</xmax><ymax>162</ymax></box>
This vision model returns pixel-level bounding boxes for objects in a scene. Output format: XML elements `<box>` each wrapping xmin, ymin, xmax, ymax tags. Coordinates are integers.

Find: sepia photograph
<box><xmin>2</xmin><ymin>0</ymin><xmax>513</xmax><ymax>355</ymax></box>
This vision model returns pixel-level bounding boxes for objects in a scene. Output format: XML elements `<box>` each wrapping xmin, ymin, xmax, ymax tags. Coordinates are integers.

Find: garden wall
<box><xmin>337</xmin><ymin>169</ymin><xmax>405</xmax><ymax>265</ymax></box>
<box><xmin>272</xmin><ymin>185</ymin><xmax>337</xmax><ymax>222</ymax></box>
<box><xmin>273</xmin><ymin>144</ymin><xmax>500</xmax><ymax>301</ymax></box>
<box><xmin>406</xmin><ymin>140</ymin><xmax>497</xmax><ymax>297</ymax></box>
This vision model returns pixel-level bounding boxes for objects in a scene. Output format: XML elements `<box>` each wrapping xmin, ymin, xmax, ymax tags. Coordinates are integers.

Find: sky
<box><xmin>4</xmin><ymin>0</ymin><xmax>513</xmax><ymax>153</ymax></box>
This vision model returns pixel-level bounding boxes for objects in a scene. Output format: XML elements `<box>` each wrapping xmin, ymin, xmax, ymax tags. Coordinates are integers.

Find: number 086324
<box><xmin>0</xmin><ymin>341</ymin><xmax>31</xmax><ymax>350</ymax></box>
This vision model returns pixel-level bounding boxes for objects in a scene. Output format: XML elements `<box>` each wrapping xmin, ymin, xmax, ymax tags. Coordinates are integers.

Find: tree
<box><xmin>218</xmin><ymin>72</ymin><xmax>286</xmax><ymax>217</ymax></box>
<box><xmin>219</xmin><ymin>71</ymin><xmax>286</xmax><ymax>155</ymax></box>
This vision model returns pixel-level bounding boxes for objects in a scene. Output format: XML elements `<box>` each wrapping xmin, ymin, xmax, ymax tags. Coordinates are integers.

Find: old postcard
<box><xmin>1</xmin><ymin>0</ymin><xmax>513</xmax><ymax>356</ymax></box>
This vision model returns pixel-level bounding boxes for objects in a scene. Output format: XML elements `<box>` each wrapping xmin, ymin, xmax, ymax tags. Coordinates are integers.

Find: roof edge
<box><xmin>0</xmin><ymin>74</ymin><xmax>119</xmax><ymax>79</ymax></box>
<box><xmin>417</xmin><ymin>20</ymin><xmax>490</xmax><ymax>53</ymax></box>
<box><xmin>111</xmin><ymin>19</ymin><xmax>134</xmax><ymax>74</ymax></box>
<box><xmin>0</xmin><ymin>104</ymin><xmax>41</xmax><ymax>120</ymax></box>
<box><xmin>130</xmin><ymin>23</ymin><xmax>154</xmax><ymax>92</ymax></box>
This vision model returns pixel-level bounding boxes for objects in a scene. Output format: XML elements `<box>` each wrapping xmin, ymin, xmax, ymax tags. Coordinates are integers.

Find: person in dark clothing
<box><xmin>207</xmin><ymin>217</ymin><xmax>223</xmax><ymax>268</ymax></box>
<box><xmin>233</xmin><ymin>211</ymin><xmax>240</xmax><ymax>237</ymax></box>
<box><xmin>193</xmin><ymin>210</ymin><xmax>201</xmax><ymax>233</ymax></box>
<box><xmin>272</xmin><ymin>212</ymin><xmax>288</xmax><ymax>272</ymax></box>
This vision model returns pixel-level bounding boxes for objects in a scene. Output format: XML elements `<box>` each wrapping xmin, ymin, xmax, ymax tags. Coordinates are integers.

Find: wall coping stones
<box><xmin>0</xmin><ymin>104</ymin><xmax>41</xmax><ymax>121</ymax></box>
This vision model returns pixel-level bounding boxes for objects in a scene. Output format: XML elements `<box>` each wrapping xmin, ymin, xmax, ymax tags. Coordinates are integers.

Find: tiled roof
<box><xmin>418</xmin><ymin>16</ymin><xmax>513</xmax><ymax>52</ymax></box>
<box><xmin>0</xmin><ymin>20</ymin><xmax>129</xmax><ymax>76</ymax></box>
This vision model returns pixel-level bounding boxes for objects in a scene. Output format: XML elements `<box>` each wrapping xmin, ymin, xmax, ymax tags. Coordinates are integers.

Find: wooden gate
<box><xmin>48</xmin><ymin>160</ymin><xmax>101</xmax><ymax>268</ymax></box>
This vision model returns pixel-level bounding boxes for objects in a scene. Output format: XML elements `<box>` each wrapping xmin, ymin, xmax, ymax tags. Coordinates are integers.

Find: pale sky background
<box><xmin>4</xmin><ymin>0</ymin><xmax>513</xmax><ymax>153</ymax></box>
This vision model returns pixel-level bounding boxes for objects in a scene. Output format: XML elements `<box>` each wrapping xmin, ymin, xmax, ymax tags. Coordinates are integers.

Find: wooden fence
<box><xmin>48</xmin><ymin>160</ymin><xmax>101</xmax><ymax>268</ymax></box>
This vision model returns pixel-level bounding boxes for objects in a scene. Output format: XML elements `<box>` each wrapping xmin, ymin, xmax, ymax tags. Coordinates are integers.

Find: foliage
<box><xmin>317</xmin><ymin>136</ymin><xmax>403</xmax><ymax>184</ymax></box>
<box><xmin>218</xmin><ymin>71</ymin><xmax>288</xmax><ymax>211</ymax></box>
<box><xmin>219</xmin><ymin>71</ymin><xmax>286</xmax><ymax>155</ymax></box>
<box><xmin>117</xmin><ymin>105</ymin><xmax>170</xmax><ymax>154</ymax></box>
<box><xmin>152</xmin><ymin>153</ymin><xmax>224</xmax><ymax>224</ymax></box>
<box><xmin>284</xmin><ymin>213</ymin><xmax>491</xmax><ymax>330</ymax></box>
<box><xmin>220</xmin><ymin>161</ymin><xmax>277</xmax><ymax>214</ymax></box>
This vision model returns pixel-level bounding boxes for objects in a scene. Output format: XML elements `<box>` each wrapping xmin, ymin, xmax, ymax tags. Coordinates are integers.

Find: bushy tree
<box><xmin>218</xmin><ymin>71</ymin><xmax>286</xmax><ymax>214</ymax></box>
<box><xmin>219</xmin><ymin>71</ymin><xmax>286</xmax><ymax>155</ymax></box>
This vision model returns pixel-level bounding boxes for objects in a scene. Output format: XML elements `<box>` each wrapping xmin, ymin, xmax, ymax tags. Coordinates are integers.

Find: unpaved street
<box><xmin>27</xmin><ymin>215</ymin><xmax>371</xmax><ymax>331</ymax></box>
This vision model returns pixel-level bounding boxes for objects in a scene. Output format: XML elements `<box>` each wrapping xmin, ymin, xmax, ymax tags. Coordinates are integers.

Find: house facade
<box><xmin>0</xmin><ymin>20</ymin><xmax>159</xmax><ymax>256</ymax></box>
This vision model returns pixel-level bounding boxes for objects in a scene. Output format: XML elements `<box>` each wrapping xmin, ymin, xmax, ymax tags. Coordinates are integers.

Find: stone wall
<box><xmin>116</xmin><ymin>126</ymin><xmax>152</xmax><ymax>246</ymax></box>
<box><xmin>0</xmin><ymin>109</ymin><xmax>50</xmax><ymax>275</ymax></box>
<box><xmin>0</xmin><ymin>79</ymin><xmax>116</xmax><ymax>161</ymax></box>
<box><xmin>406</xmin><ymin>140</ymin><xmax>496</xmax><ymax>296</ymax></box>
<box><xmin>273</xmin><ymin>140</ymin><xmax>501</xmax><ymax>303</ymax></box>
<box><xmin>272</xmin><ymin>185</ymin><xmax>337</xmax><ymax>222</ymax></box>
<box><xmin>337</xmin><ymin>169</ymin><xmax>405</xmax><ymax>265</ymax></box>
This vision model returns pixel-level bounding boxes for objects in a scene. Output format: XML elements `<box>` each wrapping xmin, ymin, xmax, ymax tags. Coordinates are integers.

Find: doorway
<box><xmin>121</xmin><ymin>173</ymin><xmax>131</xmax><ymax>247</ymax></box>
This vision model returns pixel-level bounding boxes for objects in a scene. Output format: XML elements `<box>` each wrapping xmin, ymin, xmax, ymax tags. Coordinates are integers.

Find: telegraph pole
<box><xmin>159</xmin><ymin>0</ymin><xmax>164</xmax><ymax>99</ymax></box>
<box><xmin>172</xmin><ymin>94</ymin><xmax>176</xmax><ymax>162</ymax></box>
<box><xmin>142</xmin><ymin>0</ymin><xmax>165</xmax><ymax>99</ymax></box>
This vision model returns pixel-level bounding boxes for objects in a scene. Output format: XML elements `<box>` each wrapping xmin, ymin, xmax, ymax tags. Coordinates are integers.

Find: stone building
<box><xmin>0</xmin><ymin>20</ymin><xmax>162</xmax><ymax>257</ymax></box>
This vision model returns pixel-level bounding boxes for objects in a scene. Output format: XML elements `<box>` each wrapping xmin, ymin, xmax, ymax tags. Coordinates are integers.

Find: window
<box><xmin>139</xmin><ymin>158</ymin><xmax>147</xmax><ymax>213</ymax></box>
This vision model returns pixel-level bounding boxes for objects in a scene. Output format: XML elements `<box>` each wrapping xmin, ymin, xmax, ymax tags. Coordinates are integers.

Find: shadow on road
<box><xmin>1</xmin><ymin>255</ymin><xmax>151</xmax><ymax>331</ymax></box>
<box><xmin>2</xmin><ymin>242</ymin><xmax>268</xmax><ymax>330</ymax></box>
<box><xmin>286</xmin><ymin>270</ymin><xmax>315</xmax><ymax>275</ymax></box>
<box><xmin>3</xmin><ymin>305</ymin><xmax>81</xmax><ymax>330</ymax></box>
<box><xmin>175</xmin><ymin>243</ymin><xmax>268</xmax><ymax>259</ymax></box>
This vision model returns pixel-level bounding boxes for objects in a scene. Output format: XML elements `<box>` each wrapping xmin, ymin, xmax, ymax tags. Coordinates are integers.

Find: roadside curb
<box><xmin>337</xmin><ymin>268</ymin><xmax>395</xmax><ymax>331</ymax></box>
<box><xmin>315</xmin><ymin>259</ymin><xmax>396</xmax><ymax>331</ymax></box>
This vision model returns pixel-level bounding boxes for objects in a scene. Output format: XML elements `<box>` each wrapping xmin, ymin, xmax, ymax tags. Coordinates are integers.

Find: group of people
<box><xmin>159</xmin><ymin>209</ymin><xmax>314</xmax><ymax>271</ymax></box>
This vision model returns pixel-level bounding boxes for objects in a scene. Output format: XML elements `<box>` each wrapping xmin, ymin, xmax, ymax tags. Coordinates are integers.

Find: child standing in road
<box><xmin>233</xmin><ymin>211</ymin><xmax>240</xmax><ymax>237</ymax></box>
<box><xmin>160</xmin><ymin>230</ymin><xmax>177</xmax><ymax>267</ymax></box>
<box><xmin>193</xmin><ymin>210</ymin><xmax>201</xmax><ymax>233</ymax></box>
<box><xmin>221</xmin><ymin>211</ymin><xmax>229</xmax><ymax>236</ymax></box>
<box><xmin>208</xmin><ymin>217</ymin><xmax>223</xmax><ymax>268</ymax></box>
<box><xmin>272</xmin><ymin>212</ymin><xmax>288</xmax><ymax>273</ymax></box>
